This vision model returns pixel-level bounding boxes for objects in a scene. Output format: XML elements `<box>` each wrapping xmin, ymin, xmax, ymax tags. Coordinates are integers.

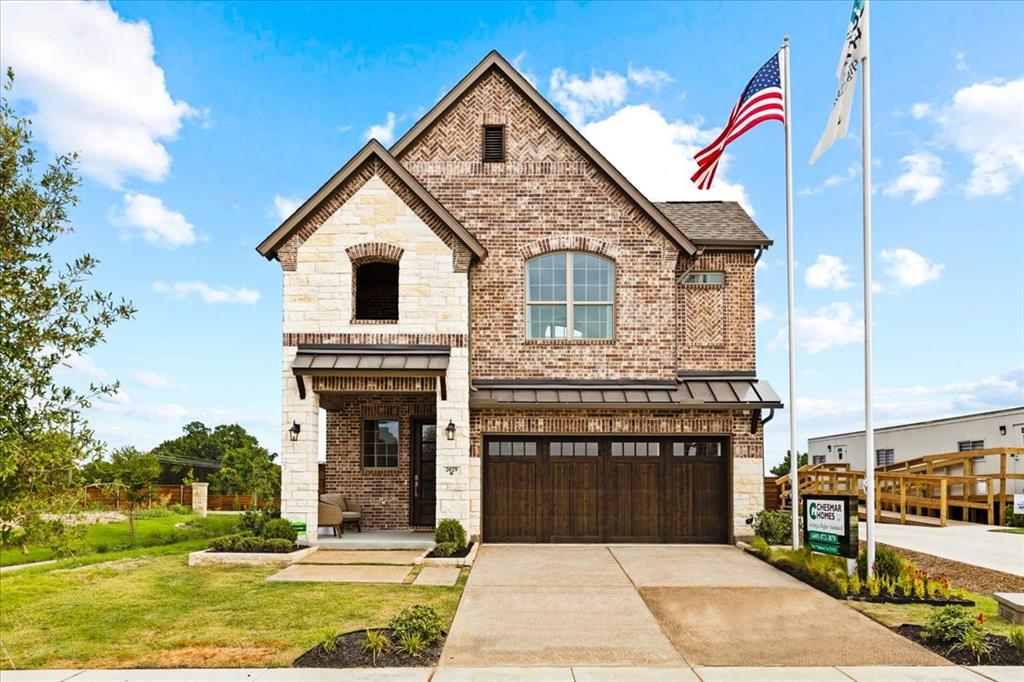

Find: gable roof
<box><xmin>654</xmin><ymin>201</ymin><xmax>773</xmax><ymax>248</ymax></box>
<box><xmin>389</xmin><ymin>50</ymin><xmax>698</xmax><ymax>256</ymax></box>
<box><xmin>256</xmin><ymin>140</ymin><xmax>486</xmax><ymax>261</ymax></box>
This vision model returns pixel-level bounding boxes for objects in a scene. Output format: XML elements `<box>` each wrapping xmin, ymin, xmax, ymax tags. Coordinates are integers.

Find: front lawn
<box><xmin>846</xmin><ymin>590</ymin><xmax>1016</xmax><ymax>638</ymax></box>
<box><xmin>0</xmin><ymin>513</ymin><xmax>239</xmax><ymax>567</ymax></box>
<box><xmin>0</xmin><ymin>549</ymin><xmax>465</xmax><ymax>669</ymax></box>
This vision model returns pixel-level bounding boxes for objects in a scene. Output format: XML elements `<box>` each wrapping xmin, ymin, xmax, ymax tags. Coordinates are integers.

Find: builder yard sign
<box><xmin>803</xmin><ymin>494</ymin><xmax>859</xmax><ymax>558</ymax></box>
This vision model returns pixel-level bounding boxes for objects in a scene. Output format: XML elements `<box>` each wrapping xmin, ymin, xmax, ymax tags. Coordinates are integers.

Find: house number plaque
<box><xmin>444</xmin><ymin>465</ymin><xmax>460</xmax><ymax>475</ymax></box>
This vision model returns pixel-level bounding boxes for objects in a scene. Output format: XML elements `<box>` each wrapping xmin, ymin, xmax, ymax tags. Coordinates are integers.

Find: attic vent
<box><xmin>482</xmin><ymin>125</ymin><xmax>505</xmax><ymax>162</ymax></box>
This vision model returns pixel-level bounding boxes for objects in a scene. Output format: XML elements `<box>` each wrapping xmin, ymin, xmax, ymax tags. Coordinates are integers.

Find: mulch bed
<box><xmin>293</xmin><ymin>628</ymin><xmax>444</xmax><ymax>668</ymax></box>
<box><xmin>879</xmin><ymin>543</ymin><xmax>1024</xmax><ymax>596</ymax></box>
<box><xmin>896</xmin><ymin>625</ymin><xmax>1024</xmax><ymax>666</ymax></box>
<box><xmin>425</xmin><ymin>542</ymin><xmax>474</xmax><ymax>560</ymax></box>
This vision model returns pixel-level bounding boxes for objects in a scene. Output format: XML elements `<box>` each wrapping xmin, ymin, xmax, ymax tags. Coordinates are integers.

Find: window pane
<box><xmin>364</xmin><ymin>419</ymin><xmax>399</xmax><ymax>468</ymax></box>
<box><xmin>527</xmin><ymin>304</ymin><xmax>568</xmax><ymax>338</ymax></box>
<box><xmin>525</xmin><ymin>442</ymin><xmax>536</xmax><ymax>456</ymax></box>
<box><xmin>573</xmin><ymin>254</ymin><xmax>613</xmax><ymax>302</ymax></box>
<box><xmin>550</xmin><ymin>442</ymin><xmax>561</xmax><ymax>456</ymax></box>
<box><xmin>682</xmin><ymin>272</ymin><xmax>724</xmax><ymax>285</ymax></box>
<box><xmin>527</xmin><ymin>253</ymin><xmax>567</xmax><ymax>302</ymax></box>
<box><xmin>573</xmin><ymin>305</ymin><xmax>612</xmax><ymax>339</ymax></box>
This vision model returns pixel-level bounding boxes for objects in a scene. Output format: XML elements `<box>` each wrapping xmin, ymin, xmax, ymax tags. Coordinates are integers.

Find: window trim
<box><xmin>957</xmin><ymin>439</ymin><xmax>985</xmax><ymax>452</ymax></box>
<box><xmin>362</xmin><ymin>418</ymin><xmax>400</xmax><ymax>470</ymax></box>
<box><xmin>525</xmin><ymin>251</ymin><xmax>615</xmax><ymax>341</ymax></box>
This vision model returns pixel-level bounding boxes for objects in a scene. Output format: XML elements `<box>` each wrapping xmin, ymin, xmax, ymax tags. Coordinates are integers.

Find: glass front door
<box><xmin>411</xmin><ymin>420</ymin><xmax>437</xmax><ymax>527</ymax></box>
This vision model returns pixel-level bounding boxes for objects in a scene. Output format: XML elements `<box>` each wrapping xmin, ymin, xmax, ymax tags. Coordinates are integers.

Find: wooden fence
<box><xmin>763</xmin><ymin>477</ymin><xmax>780</xmax><ymax>510</ymax></box>
<box><xmin>84</xmin><ymin>484</ymin><xmax>279</xmax><ymax>512</ymax></box>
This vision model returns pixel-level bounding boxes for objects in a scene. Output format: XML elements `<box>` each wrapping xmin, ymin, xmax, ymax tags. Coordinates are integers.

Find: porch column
<box><xmin>435</xmin><ymin>347</ymin><xmax>474</xmax><ymax>535</ymax></box>
<box><xmin>280</xmin><ymin>346</ymin><xmax>320</xmax><ymax>542</ymax></box>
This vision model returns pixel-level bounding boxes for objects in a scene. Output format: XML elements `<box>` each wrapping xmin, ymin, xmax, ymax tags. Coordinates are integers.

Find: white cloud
<box><xmin>770</xmin><ymin>302</ymin><xmax>862</xmax><ymax>354</ymax></box>
<box><xmin>133</xmin><ymin>370</ymin><xmax>184</xmax><ymax>390</ymax></box>
<box><xmin>627</xmin><ymin>64</ymin><xmax>673</xmax><ymax>90</ymax></box>
<box><xmin>800</xmin><ymin>164</ymin><xmax>859</xmax><ymax>196</ymax></box>
<box><xmin>112</xmin><ymin>193</ymin><xmax>196</xmax><ymax>248</ymax></box>
<box><xmin>804</xmin><ymin>254</ymin><xmax>853</xmax><ymax>290</ymax></box>
<box><xmin>935</xmin><ymin>78</ymin><xmax>1024</xmax><ymax>197</ymax></box>
<box><xmin>883</xmin><ymin>153</ymin><xmax>944</xmax><ymax>203</ymax></box>
<box><xmin>152</xmin><ymin>281</ymin><xmax>260</xmax><ymax>305</ymax></box>
<box><xmin>56</xmin><ymin>352</ymin><xmax>109</xmax><ymax>381</ymax></box>
<box><xmin>954</xmin><ymin>51</ymin><xmax>968</xmax><ymax>72</ymax></box>
<box><xmin>582</xmin><ymin>104</ymin><xmax>751</xmax><ymax>209</ymax></box>
<box><xmin>511</xmin><ymin>52</ymin><xmax>539</xmax><ymax>89</ymax></box>
<box><xmin>363</xmin><ymin>112</ymin><xmax>396</xmax><ymax>144</ymax></box>
<box><xmin>756</xmin><ymin>303</ymin><xmax>774</xmax><ymax>323</ymax></box>
<box><xmin>549</xmin><ymin>68</ymin><xmax>629</xmax><ymax>126</ymax></box>
<box><xmin>272</xmin><ymin>194</ymin><xmax>301</xmax><ymax>221</ymax></box>
<box><xmin>337</xmin><ymin>124</ymin><xmax>353</xmax><ymax>134</ymax></box>
<box><xmin>0</xmin><ymin>1</ymin><xmax>197</xmax><ymax>188</ymax></box>
<box><xmin>879</xmin><ymin>248</ymin><xmax>944</xmax><ymax>287</ymax></box>
<box><xmin>910</xmin><ymin>103</ymin><xmax>932</xmax><ymax>120</ymax></box>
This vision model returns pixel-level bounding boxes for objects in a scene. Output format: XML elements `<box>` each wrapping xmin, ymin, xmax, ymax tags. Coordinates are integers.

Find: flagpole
<box><xmin>861</xmin><ymin>0</ymin><xmax>876</xmax><ymax>577</ymax></box>
<box><xmin>781</xmin><ymin>36</ymin><xmax>799</xmax><ymax>549</ymax></box>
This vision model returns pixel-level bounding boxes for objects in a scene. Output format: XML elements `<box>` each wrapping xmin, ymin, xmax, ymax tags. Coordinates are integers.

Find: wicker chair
<box><xmin>319</xmin><ymin>494</ymin><xmax>363</xmax><ymax>535</ymax></box>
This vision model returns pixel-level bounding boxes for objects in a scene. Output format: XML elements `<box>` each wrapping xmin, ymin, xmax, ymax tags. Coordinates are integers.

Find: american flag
<box><xmin>692</xmin><ymin>52</ymin><xmax>786</xmax><ymax>189</ymax></box>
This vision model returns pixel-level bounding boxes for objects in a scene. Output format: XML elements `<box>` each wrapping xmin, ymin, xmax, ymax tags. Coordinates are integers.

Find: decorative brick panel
<box><xmin>677</xmin><ymin>251</ymin><xmax>756</xmax><ymax>372</ymax></box>
<box><xmin>346</xmin><ymin>242</ymin><xmax>405</xmax><ymax>265</ymax></box>
<box><xmin>685</xmin><ymin>287</ymin><xmax>725</xmax><ymax>346</ymax></box>
<box><xmin>283</xmin><ymin>332</ymin><xmax>467</xmax><ymax>347</ymax></box>
<box><xmin>322</xmin><ymin>393</ymin><xmax>435</xmax><ymax>529</ymax></box>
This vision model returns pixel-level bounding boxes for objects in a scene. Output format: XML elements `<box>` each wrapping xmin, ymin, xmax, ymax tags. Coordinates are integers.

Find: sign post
<box><xmin>803</xmin><ymin>494</ymin><xmax>859</xmax><ymax>572</ymax></box>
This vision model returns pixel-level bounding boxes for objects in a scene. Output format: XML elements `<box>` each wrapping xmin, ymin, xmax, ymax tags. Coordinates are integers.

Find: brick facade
<box><xmin>677</xmin><ymin>251</ymin><xmax>756</xmax><ymax>372</ymax></box>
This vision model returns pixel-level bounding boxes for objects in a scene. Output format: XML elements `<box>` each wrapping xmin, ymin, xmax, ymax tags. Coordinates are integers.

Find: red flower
<box><xmin>977</xmin><ymin>613</ymin><xmax>985</xmax><ymax>624</ymax></box>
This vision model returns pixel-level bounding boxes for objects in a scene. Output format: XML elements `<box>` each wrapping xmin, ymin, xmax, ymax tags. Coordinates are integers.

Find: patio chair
<box><xmin>319</xmin><ymin>493</ymin><xmax>363</xmax><ymax>535</ymax></box>
<box><xmin>317</xmin><ymin>500</ymin><xmax>343</xmax><ymax>537</ymax></box>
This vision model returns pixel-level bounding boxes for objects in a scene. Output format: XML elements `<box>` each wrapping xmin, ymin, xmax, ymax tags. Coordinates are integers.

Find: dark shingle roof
<box><xmin>654</xmin><ymin>201</ymin><xmax>772</xmax><ymax>247</ymax></box>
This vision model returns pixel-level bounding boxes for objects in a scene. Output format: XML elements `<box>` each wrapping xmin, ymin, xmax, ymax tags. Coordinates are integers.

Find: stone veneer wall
<box><xmin>279</xmin><ymin>172</ymin><xmax>471</xmax><ymax>541</ymax></box>
<box><xmin>469</xmin><ymin>407</ymin><xmax>764</xmax><ymax>538</ymax></box>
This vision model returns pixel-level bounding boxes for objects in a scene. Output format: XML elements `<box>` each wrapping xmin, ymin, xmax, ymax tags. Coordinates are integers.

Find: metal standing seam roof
<box><xmin>469</xmin><ymin>378</ymin><xmax>782</xmax><ymax>409</ymax></box>
<box><xmin>292</xmin><ymin>344</ymin><xmax>450</xmax><ymax>373</ymax></box>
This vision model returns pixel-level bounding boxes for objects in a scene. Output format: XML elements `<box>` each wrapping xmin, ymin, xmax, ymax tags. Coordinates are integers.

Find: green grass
<box><xmin>847</xmin><ymin>591</ymin><xmax>1016</xmax><ymax>638</ymax></box>
<box><xmin>989</xmin><ymin>527</ymin><xmax>1024</xmax><ymax>535</ymax></box>
<box><xmin>0</xmin><ymin>548</ymin><xmax>466</xmax><ymax>669</ymax></box>
<box><xmin>0</xmin><ymin>514</ymin><xmax>239</xmax><ymax>567</ymax></box>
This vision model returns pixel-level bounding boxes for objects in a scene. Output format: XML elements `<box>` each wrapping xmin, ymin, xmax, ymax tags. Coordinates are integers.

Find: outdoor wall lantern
<box><xmin>445</xmin><ymin>420</ymin><xmax>457</xmax><ymax>441</ymax></box>
<box><xmin>288</xmin><ymin>421</ymin><xmax>301</xmax><ymax>442</ymax></box>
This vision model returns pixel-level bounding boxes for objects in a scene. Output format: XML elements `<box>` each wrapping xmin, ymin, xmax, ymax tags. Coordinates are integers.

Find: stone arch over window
<box><xmin>519</xmin><ymin>235</ymin><xmax>620</xmax><ymax>261</ymax></box>
<box><xmin>525</xmin><ymin>250</ymin><xmax>615</xmax><ymax>340</ymax></box>
<box><xmin>347</xmin><ymin>243</ymin><xmax>403</xmax><ymax>322</ymax></box>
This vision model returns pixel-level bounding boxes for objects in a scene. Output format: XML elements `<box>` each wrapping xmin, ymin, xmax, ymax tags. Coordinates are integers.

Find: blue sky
<box><xmin>2</xmin><ymin>1</ymin><xmax>1022</xmax><ymax>468</ymax></box>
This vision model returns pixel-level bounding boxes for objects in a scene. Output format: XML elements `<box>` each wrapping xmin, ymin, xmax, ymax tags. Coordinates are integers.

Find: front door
<box><xmin>411</xmin><ymin>420</ymin><xmax>437</xmax><ymax>526</ymax></box>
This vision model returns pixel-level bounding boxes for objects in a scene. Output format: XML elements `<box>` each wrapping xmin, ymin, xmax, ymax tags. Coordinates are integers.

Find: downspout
<box><xmin>753</xmin><ymin>245</ymin><xmax>766</xmax><ymax>265</ymax></box>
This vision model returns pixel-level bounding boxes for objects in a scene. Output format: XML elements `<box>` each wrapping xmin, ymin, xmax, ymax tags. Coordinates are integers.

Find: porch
<box><xmin>310</xmin><ymin>528</ymin><xmax>435</xmax><ymax>550</ymax></box>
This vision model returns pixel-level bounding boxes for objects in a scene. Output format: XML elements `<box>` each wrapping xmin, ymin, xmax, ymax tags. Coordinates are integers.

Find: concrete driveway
<box><xmin>441</xmin><ymin>544</ymin><xmax>945</xmax><ymax>667</ymax></box>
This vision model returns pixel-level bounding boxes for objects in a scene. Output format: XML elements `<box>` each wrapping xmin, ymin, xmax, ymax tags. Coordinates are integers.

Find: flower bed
<box><xmin>743</xmin><ymin>538</ymin><xmax>973</xmax><ymax>606</ymax></box>
<box><xmin>295</xmin><ymin>605</ymin><xmax>446</xmax><ymax>668</ymax></box>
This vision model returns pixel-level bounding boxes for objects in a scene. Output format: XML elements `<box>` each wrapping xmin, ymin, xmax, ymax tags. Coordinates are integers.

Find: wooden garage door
<box><xmin>483</xmin><ymin>436</ymin><xmax>729</xmax><ymax>543</ymax></box>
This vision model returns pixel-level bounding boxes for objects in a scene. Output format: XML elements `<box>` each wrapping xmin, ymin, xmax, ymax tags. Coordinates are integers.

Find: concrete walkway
<box><xmin>860</xmin><ymin>521</ymin><xmax>1024</xmax><ymax>576</ymax></box>
<box><xmin>442</xmin><ymin>545</ymin><xmax>943</xmax><ymax>668</ymax></box>
<box><xmin>5</xmin><ymin>666</ymin><xmax>1023</xmax><ymax>681</ymax></box>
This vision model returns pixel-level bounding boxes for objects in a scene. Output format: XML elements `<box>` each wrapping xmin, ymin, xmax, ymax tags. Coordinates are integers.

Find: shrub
<box><xmin>262</xmin><ymin>518</ymin><xmax>298</xmax><ymax>542</ymax></box>
<box><xmin>923</xmin><ymin>605</ymin><xmax>979</xmax><ymax>645</ymax></box>
<box><xmin>389</xmin><ymin>605</ymin><xmax>444</xmax><ymax>646</ymax></box>
<box><xmin>208</xmin><ymin>533</ymin><xmax>294</xmax><ymax>553</ymax></box>
<box><xmin>361</xmin><ymin>630</ymin><xmax>391</xmax><ymax>665</ymax></box>
<box><xmin>848</xmin><ymin>574</ymin><xmax>861</xmax><ymax>596</ymax></box>
<box><xmin>168</xmin><ymin>503</ymin><xmax>192</xmax><ymax>515</ymax></box>
<box><xmin>319</xmin><ymin>628</ymin><xmax>338</xmax><ymax>654</ymax></box>
<box><xmin>432</xmin><ymin>542</ymin><xmax>458</xmax><ymax>557</ymax></box>
<box><xmin>238</xmin><ymin>508</ymin><xmax>271</xmax><ymax>536</ymax></box>
<box><xmin>1004</xmin><ymin>504</ymin><xmax>1024</xmax><ymax>528</ymax></box>
<box><xmin>1008</xmin><ymin>625</ymin><xmax>1024</xmax><ymax>651</ymax></box>
<box><xmin>435</xmin><ymin>519</ymin><xmax>467</xmax><ymax>549</ymax></box>
<box><xmin>751</xmin><ymin>510</ymin><xmax>791</xmax><ymax>545</ymax></box>
<box><xmin>857</xmin><ymin>545</ymin><xmax>903</xmax><ymax>581</ymax></box>
<box><xmin>396</xmin><ymin>632</ymin><xmax>425</xmax><ymax>658</ymax></box>
<box><xmin>261</xmin><ymin>538</ymin><xmax>296</xmax><ymax>553</ymax></box>
<box><xmin>950</xmin><ymin>627</ymin><xmax>993</xmax><ymax>662</ymax></box>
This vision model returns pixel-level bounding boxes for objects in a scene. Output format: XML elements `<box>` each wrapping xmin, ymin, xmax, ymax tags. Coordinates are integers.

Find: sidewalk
<box><xmin>5</xmin><ymin>666</ymin><xmax>1023</xmax><ymax>682</ymax></box>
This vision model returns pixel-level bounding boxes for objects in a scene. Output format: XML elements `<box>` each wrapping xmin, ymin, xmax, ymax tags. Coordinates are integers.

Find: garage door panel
<box><xmin>607</xmin><ymin>454</ymin><xmax>661</xmax><ymax>542</ymax></box>
<box><xmin>549</xmin><ymin>458</ymin><xmax>601</xmax><ymax>541</ymax></box>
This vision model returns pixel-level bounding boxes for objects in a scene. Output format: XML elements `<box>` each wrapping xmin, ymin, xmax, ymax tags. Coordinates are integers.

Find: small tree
<box><xmin>0</xmin><ymin>69</ymin><xmax>134</xmax><ymax>552</ymax></box>
<box><xmin>770</xmin><ymin>450</ymin><xmax>809</xmax><ymax>478</ymax></box>
<box><xmin>106</xmin><ymin>447</ymin><xmax>159</xmax><ymax>539</ymax></box>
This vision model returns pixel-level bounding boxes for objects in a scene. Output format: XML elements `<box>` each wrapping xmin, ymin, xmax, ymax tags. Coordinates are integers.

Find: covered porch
<box><xmin>281</xmin><ymin>343</ymin><xmax>470</xmax><ymax>543</ymax></box>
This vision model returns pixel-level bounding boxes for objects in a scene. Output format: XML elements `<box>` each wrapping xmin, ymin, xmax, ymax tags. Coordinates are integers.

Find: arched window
<box><xmin>354</xmin><ymin>262</ymin><xmax>399</xmax><ymax>321</ymax></box>
<box><xmin>526</xmin><ymin>252</ymin><xmax>614</xmax><ymax>339</ymax></box>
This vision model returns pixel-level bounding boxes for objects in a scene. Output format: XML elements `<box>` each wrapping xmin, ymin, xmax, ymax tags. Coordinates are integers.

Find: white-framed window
<box><xmin>526</xmin><ymin>252</ymin><xmax>614</xmax><ymax>339</ymax></box>
<box><xmin>681</xmin><ymin>271</ymin><xmax>724</xmax><ymax>285</ymax></box>
<box><xmin>875</xmin><ymin>448</ymin><xmax>895</xmax><ymax>466</ymax></box>
<box><xmin>957</xmin><ymin>440</ymin><xmax>985</xmax><ymax>451</ymax></box>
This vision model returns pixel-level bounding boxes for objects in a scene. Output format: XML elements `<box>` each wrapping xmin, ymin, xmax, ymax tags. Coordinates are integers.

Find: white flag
<box><xmin>809</xmin><ymin>0</ymin><xmax>869</xmax><ymax>165</ymax></box>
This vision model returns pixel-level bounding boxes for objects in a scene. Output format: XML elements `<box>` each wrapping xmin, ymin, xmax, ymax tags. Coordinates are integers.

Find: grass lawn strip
<box><xmin>0</xmin><ymin>549</ymin><xmax>464</xmax><ymax>669</ymax></box>
<box><xmin>0</xmin><ymin>513</ymin><xmax>239</xmax><ymax>567</ymax></box>
<box><xmin>847</xmin><ymin>591</ymin><xmax>1017</xmax><ymax>638</ymax></box>
<box><xmin>990</xmin><ymin>528</ymin><xmax>1024</xmax><ymax>535</ymax></box>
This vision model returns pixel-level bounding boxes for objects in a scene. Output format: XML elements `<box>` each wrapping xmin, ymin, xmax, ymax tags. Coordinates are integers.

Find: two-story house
<box><xmin>257</xmin><ymin>51</ymin><xmax>782</xmax><ymax>544</ymax></box>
